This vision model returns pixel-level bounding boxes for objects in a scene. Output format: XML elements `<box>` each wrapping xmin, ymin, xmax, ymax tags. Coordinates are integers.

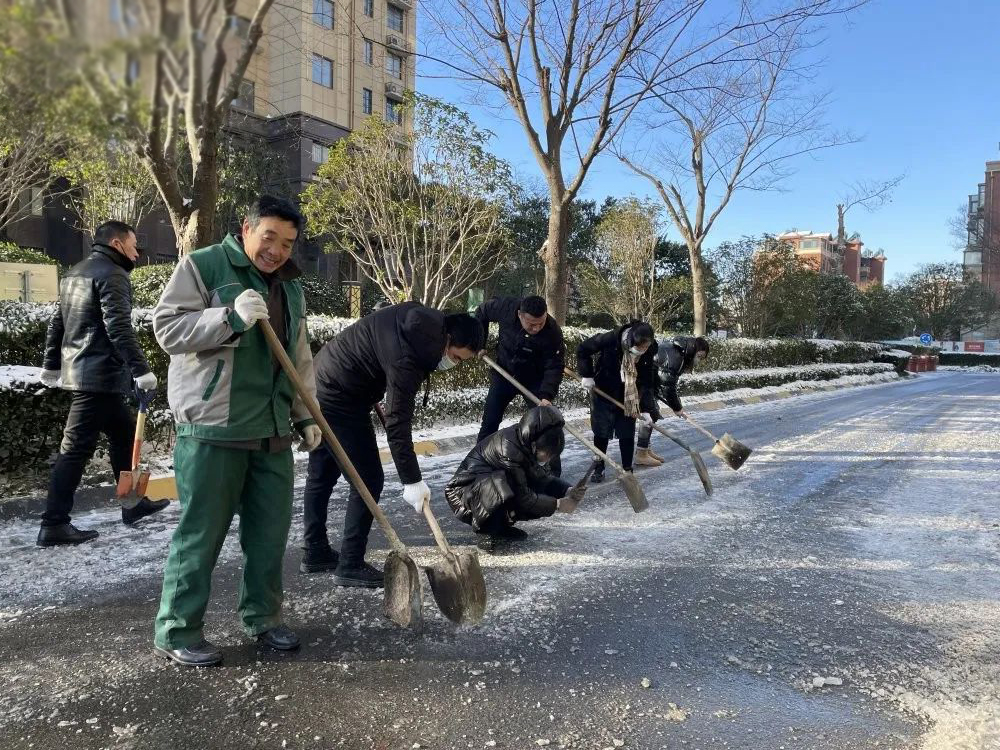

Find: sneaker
<box><xmin>634</xmin><ymin>448</ymin><xmax>663</xmax><ymax>467</ymax></box>
<box><xmin>299</xmin><ymin>545</ymin><xmax>340</xmax><ymax>574</ymax></box>
<box><xmin>37</xmin><ymin>523</ymin><xmax>99</xmax><ymax>547</ymax></box>
<box><xmin>122</xmin><ymin>497</ymin><xmax>170</xmax><ymax>525</ymax></box>
<box><xmin>333</xmin><ymin>562</ymin><xmax>385</xmax><ymax>589</ymax></box>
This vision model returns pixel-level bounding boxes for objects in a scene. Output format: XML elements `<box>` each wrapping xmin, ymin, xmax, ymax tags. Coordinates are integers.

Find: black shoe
<box><xmin>299</xmin><ymin>545</ymin><xmax>340</xmax><ymax>574</ymax></box>
<box><xmin>36</xmin><ymin>523</ymin><xmax>99</xmax><ymax>547</ymax></box>
<box><xmin>489</xmin><ymin>525</ymin><xmax>528</xmax><ymax>541</ymax></box>
<box><xmin>152</xmin><ymin>640</ymin><xmax>223</xmax><ymax>667</ymax></box>
<box><xmin>591</xmin><ymin>463</ymin><xmax>606</xmax><ymax>484</ymax></box>
<box><xmin>332</xmin><ymin>562</ymin><xmax>385</xmax><ymax>589</ymax></box>
<box><xmin>256</xmin><ymin>625</ymin><xmax>301</xmax><ymax>651</ymax></box>
<box><xmin>122</xmin><ymin>497</ymin><xmax>169</xmax><ymax>525</ymax></box>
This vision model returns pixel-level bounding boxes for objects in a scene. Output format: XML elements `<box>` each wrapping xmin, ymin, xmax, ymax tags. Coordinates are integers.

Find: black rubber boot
<box><xmin>299</xmin><ymin>544</ymin><xmax>340</xmax><ymax>574</ymax></box>
<box><xmin>332</xmin><ymin>562</ymin><xmax>385</xmax><ymax>589</ymax></box>
<box><xmin>122</xmin><ymin>497</ymin><xmax>170</xmax><ymax>525</ymax></box>
<box><xmin>37</xmin><ymin>523</ymin><xmax>99</xmax><ymax>547</ymax></box>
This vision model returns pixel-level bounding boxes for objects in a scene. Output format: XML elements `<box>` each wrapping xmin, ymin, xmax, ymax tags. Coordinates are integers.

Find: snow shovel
<box><xmin>374</xmin><ymin>404</ymin><xmax>487</xmax><ymax>625</ymax></box>
<box><xmin>664</xmin><ymin>402</ymin><xmax>752</xmax><ymax>471</ymax></box>
<box><xmin>481</xmin><ymin>354</ymin><xmax>648</xmax><ymax>513</ymax></box>
<box><xmin>558</xmin><ymin>461</ymin><xmax>597</xmax><ymax>514</ymax></box>
<box><xmin>564</xmin><ymin>368</ymin><xmax>713</xmax><ymax>497</ymax></box>
<box><xmin>116</xmin><ymin>387</ymin><xmax>154</xmax><ymax>509</ymax></box>
<box><xmin>260</xmin><ymin>320</ymin><xmax>422</xmax><ymax>629</ymax></box>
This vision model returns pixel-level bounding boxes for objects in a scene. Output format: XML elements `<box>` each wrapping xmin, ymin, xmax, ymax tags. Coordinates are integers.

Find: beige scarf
<box><xmin>621</xmin><ymin>348</ymin><xmax>640</xmax><ymax>418</ymax></box>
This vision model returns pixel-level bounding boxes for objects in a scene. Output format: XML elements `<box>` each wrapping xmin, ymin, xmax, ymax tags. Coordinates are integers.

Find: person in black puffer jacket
<box><xmin>576</xmin><ymin>321</ymin><xmax>658</xmax><ymax>483</ymax></box>
<box><xmin>636</xmin><ymin>336</ymin><xmax>711</xmax><ymax>465</ymax></box>
<box><xmin>445</xmin><ymin>405</ymin><xmax>582</xmax><ymax>541</ymax></box>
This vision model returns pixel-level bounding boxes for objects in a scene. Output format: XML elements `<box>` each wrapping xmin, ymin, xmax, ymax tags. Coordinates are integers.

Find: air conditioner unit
<box><xmin>386</xmin><ymin>34</ymin><xmax>403</xmax><ymax>49</ymax></box>
<box><xmin>385</xmin><ymin>82</ymin><xmax>404</xmax><ymax>99</ymax></box>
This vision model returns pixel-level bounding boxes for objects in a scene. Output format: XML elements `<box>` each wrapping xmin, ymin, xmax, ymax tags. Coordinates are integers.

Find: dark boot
<box><xmin>256</xmin><ymin>625</ymin><xmax>301</xmax><ymax>651</ymax></box>
<box><xmin>591</xmin><ymin>462</ymin><xmax>606</xmax><ymax>484</ymax></box>
<box><xmin>300</xmin><ymin>544</ymin><xmax>340</xmax><ymax>574</ymax></box>
<box><xmin>122</xmin><ymin>497</ymin><xmax>170</xmax><ymax>526</ymax></box>
<box><xmin>332</xmin><ymin>561</ymin><xmax>385</xmax><ymax>589</ymax></box>
<box><xmin>152</xmin><ymin>640</ymin><xmax>223</xmax><ymax>667</ymax></box>
<box><xmin>37</xmin><ymin>523</ymin><xmax>99</xmax><ymax>547</ymax></box>
<box><xmin>487</xmin><ymin>525</ymin><xmax>528</xmax><ymax>541</ymax></box>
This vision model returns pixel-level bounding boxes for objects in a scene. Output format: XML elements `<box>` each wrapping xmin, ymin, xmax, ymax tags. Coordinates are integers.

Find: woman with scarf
<box><xmin>576</xmin><ymin>321</ymin><xmax>659</xmax><ymax>484</ymax></box>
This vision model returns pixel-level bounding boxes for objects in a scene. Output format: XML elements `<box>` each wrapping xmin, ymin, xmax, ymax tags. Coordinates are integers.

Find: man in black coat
<box><xmin>302</xmin><ymin>302</ymin><xmax>484</xmax><ymax>587</ymax></box>
<box><xmin>636</xmin><ymin>336</ymin><xmax>711</xmax><ymax>464</ymax></box>
<box><xmin>38</xmin><ymin>221</ymin><xmax>168</xmax><ymax>546</ymax></box>
<box><xmin>577</xmin><ymin>321</ymin><xmax>658</xmax><ymax>483</ymax></box>
<box><xmin>475</xmin><ymin>295</ymin><xmax>564</xmax><ymax>436</ymax></box>
<box><xmin>445</xmin><ymin>405</ymin><xmax>583</xmax><ymax>542</ymax></box>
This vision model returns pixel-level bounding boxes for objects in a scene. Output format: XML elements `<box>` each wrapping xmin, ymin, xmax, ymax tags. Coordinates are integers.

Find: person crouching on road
<box><xmin>576</xmin><ymin>321</ymin><xmax>658</xmax><ymax>483</ymax></box>
<box><xmin>150</xmin><ymin>196</ymin><xmax>321</xmax><ymax>668</ymax></box>
<box><xmin>37</xmin><ymin>220</ymin><xmax>167</xmax><ymax>547</ymax></box>
<box><xmin>445</xmin><ymin>405</ymin><xmax>584</xmax><ymax>544</ymax></box>
<box><xmin>300</xmin><ymin>303</ymin><xmax>484</xmax><ymax>586</ymax></box>
<box><xmin>635</xmin><ymin>336</ymin><xmax>711</xmax><ymax>465</ymax></box>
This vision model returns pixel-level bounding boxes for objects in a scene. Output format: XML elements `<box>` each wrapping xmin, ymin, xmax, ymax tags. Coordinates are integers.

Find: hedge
<box><xmin>0</xmin><ymin>242</ymin><xmax>60</xmax><ymax>266</ymax></box>
<box><xmin>937</xmin><ymin>352</ymin><xmax>1000</xmax><ymax>367</ymax></box>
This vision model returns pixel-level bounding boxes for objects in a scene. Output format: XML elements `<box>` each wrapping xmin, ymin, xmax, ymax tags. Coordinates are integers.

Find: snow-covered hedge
<box><xmin>677</xmin><ymin>362</ymin><xmax>894</xmax><ymax>396</ymax></box>
<box><xmin>0</xmin><ymin>366</ymin><xmax>71</xmax><ymax>473</ymax></box>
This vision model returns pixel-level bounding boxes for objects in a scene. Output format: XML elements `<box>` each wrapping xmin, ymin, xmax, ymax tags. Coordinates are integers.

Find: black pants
<box><xmin>302</xmin><ymin>406</ymin><xmax>384</xmax><ymax>567</ymax></box>
<box><xmin>477</xmin><ymin>372</ymin><xmax>561</xmax><ymax>476</ymax></box>
<box><xmin>591</xmin><ymin>396</ymin><xmax>636</xmax><ymax>471</ymax></box>
<box><xmin>43</xmin><ymin>391</ymin><xmax>134</xmax><ymax>527</ymax></box>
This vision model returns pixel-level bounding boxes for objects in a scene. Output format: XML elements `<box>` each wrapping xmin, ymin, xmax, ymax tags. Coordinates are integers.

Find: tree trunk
<box><xmin>688</xmin><ymin>240</ymin><xmax>708</xmax><ymax>335</ymax></box>
<box><xmin>544</xmin><ymin>197</ymin><xmax>571</xmax><ymax>324</ymax></box>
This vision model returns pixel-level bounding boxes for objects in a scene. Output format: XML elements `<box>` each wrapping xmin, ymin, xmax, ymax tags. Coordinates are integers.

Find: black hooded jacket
<box><xmin>475</xmin><ymin>296</ymin><xmax>564</xmax><ymax>400</ymax></box>
<box><xmin>576</xmin><ymin>324</ymin><xmax>658</xmax><ymax>414</ymax></box>
<box><xmin>445</xmin><ymin>406</ymin><xmax>570</xmax><ymax>531</ymax></box>
<box><xmin>43</xmin><ymin>245</ymin><xmax>151</xmax><ymax>393</ymax></box>
<box><xmin>313</xmin><ymin>302</ymin><xmax>445</xmax><ymax>484</ymax></box>
<box><xmin>655</xmin><ymin>336</ymin><xmax>700</xmax><ymax>412</ymax></box>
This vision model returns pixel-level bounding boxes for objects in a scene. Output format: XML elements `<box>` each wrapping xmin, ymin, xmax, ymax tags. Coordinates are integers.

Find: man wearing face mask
<box><xmin>301</xmin><ymin>302</ymin><xmax>484</xmax><ymax>586</ymax></box>
<box><xmin>37</xmin><ymin>220</ymin><xmax>167</xmax><ymax>547</ymax></box>
<box><xmin>577</xmin><ymin>321</ymin><xmax>659</xmax><ymax>483</ymax></box>
<box><xmin>151</xmin><ymin>196</ymin><xmax>319</xmax><ymax>667</ymax></box>
<box><xmin>445</xmin><ymin>405</ymin><xmax>584</xmax><ymax>543</ymax></box>
<box><xmin>635</xmin><ymin>336</ymin><xmax>711</xmax><ymax>465</ymax></box>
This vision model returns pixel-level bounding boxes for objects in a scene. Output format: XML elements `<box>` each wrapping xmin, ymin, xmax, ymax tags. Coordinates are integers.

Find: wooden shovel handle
<box><xmin>421</xmin><ymin>501</ymin><xmax>454</xmax><ymax>556</ymax></box>
<box><xmin>260</xmin><ymin>320</ymin><xmax>408</xmax><ymax>555</ymax></box>
<box><xmin>130</xmin><ymin>410</ymin><xmax>146</xmax><ymax>471</ymax></box>
<box><xmin>482</xmin><ymin>355</ymin><xmax>627</xmax><ymax>475</ymax></box>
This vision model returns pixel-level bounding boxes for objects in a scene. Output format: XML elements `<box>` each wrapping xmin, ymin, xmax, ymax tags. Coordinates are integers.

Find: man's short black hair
<box><xmin>519</xmin><ymin>295</ymin><xmax>547</xmax><ymax>318</ymax></box>
<box><xmin>93</xmin><ymin>220</ymin><xmax>136</xmax><ymax>246</ymax></box>
<box><xmin>247</xmin><ymin>195</ymin><xmax>303</xmax><ymax>233</ymax></box>
<box><xmin>445</xmin><ymin>313</ymin><xmax>485</xmax><ymax>351</ymax></box>
<box><xmin>629</xmin><ymin>321</ymin><xmax>655</xmax><ymax>347</ymax></box>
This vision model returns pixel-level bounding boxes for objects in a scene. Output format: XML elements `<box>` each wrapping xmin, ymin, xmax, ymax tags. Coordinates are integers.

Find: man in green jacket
<box><xmin>151</xmin><ymin>196</ymin><xmax>321</xmax><ymax>667</ymax></box>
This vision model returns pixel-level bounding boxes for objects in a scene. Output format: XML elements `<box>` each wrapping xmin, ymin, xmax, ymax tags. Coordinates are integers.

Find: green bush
<box><xmin>131</xmin><ymin>263</ymin><xmax>177</xmax><ymax>308</ymax></box>
<box><xmin>0</xmin><ymin>242</ymin><xmax>59</xmax><ymax>266</ymax></box>
<box><xmin>0</xmin><ymin>372</ymin><xmax>71</xmax><ymax>472</ymax></box>
<box><xmin>938</xmin><ymin>352</ymin><xmax>1000</xmax><ymax>367</ymax></box>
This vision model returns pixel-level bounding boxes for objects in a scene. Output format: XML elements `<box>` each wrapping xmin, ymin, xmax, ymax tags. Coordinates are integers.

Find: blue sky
<box><xmin>417</xmin><ymin>0</ymin><xmax>1000</xmax><ymax>282</ymax></box>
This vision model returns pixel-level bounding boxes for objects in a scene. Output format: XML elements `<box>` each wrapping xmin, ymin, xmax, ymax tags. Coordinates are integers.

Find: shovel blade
<box><xmin>689</xmin><ymin>451</ymin><xmax>713</xmax><ymax>496</ymax></box>
<box><xmin>425</xmin><ymin>549</ymin><xmax>487</xmax><ymax>625</ymax></box>
<box><xmin>116</xmin><ymin>471</ymin><xmax>133</xmax><ymax>498</ymax></box>
<box><xmin>712</xmin><ymin>433</ymin><xmax>752</xmax><ymax>471</ymax></box>
<box><xmin>619</xmin><ymin>471</ymin><xmax>649</xmax><ymax>513</ymax></box>
<box><xmin>116</xmin><ymin>471</ymin><xmax>142</xmax><ymax>509</ymax></box>
<box><xmin>135</xmin><ymin>470</ymin><xmax>151</xmax><ymax>497</ymax></box>
<box><xmin>383</xmin><ymin>550</ymin><xmax>423</xmax><ymax>629</ymax></box>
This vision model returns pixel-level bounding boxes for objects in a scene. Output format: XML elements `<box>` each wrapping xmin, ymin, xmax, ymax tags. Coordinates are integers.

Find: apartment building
<box><xmin>774</xmin><ymin>230</ymin><xmax>886</xmax><ymax>289</ymax></box>
<box><xmin>961</xmin><ymin>159</ymin><xmax>1000</xmax><ymax>339</ymax></box>
<box><xmin>4</xmin><ymin>0</ymin><xmax>417</xmax><ymax>279</ymax></box>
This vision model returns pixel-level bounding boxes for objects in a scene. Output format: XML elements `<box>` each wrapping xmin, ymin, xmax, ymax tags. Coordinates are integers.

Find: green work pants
<box><xmin>154</xmin><ymin>437</ymin><xmax>293</xmax><ymax>649</ymax></box>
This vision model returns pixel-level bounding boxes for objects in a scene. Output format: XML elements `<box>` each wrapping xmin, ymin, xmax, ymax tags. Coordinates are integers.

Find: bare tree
<box><xmin>835</xmin><ymin>173</ymin><xmax>905</xmax><ymax>255</ymax></box>
<box><xmin>302</xmin><ymin>97</ymin><xmax>517</xmax><ymax>310</ymax></box>
<box><xmin>616</xmin><ymin>2</ymin><xmax>865</xmax><ymax>335</ymax></box>
<box><xmin>50</xmin><ymin>0</ymin><xmax>277</xmax><ymax>255</ymax></box>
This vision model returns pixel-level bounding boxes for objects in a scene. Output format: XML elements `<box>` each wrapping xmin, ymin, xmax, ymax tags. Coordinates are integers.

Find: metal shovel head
<box><xmin>425</xmin><ymin>548</ymin><xmax>487</xmax><ymax>626</ymax></box>
<box><xmin>619</xmin><ymin>470</ymin><xmax>649</xmax><ymax>513</ymax></box>
<box><xmin>712</xmin><ymin>433</ymin><xmax>752</xmax><ymax>471</ymax></box>
<box><xmin>116</xmin><ymin>471</ymin><xmax>142</xmax><ymax>509</ymax></box>
<box><xmin>383</xmin><ymin>550</ymin><xmax>423</xmax><ymax>629</ymax></box>
<box><xmin>689</xmin><ymin>450</ymin><xmax>713</xmax><ymax>496</ymax></box>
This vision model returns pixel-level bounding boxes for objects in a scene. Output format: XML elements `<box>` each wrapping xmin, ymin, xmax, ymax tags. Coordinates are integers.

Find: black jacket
<box><xmin>313</xmin><ymin>302</ymin><xmax>444</xmax><ymax>484</ymax></box>
<box><xmin>476</xmin><ymin>296</ymin><xmax>564</xmax><ymax>400</ymax></box>
<box><xmin>656</xmin><ymin>336</ymin><xmax>700</xmax><ymax>412</ymax></box>
<box><xmin>576</xmin><ymin>324</ymin><xmax>658</xmax><ymax>414</ymax></box>
<box><xmin>42</xmin><ymin>245</ymin><xmax>151</xmax><ymax>393</ymax></box>
<box><xmin>445</xmin><ymin>406</ymin><xmax>570</xmax><ymax>531</ymax></box>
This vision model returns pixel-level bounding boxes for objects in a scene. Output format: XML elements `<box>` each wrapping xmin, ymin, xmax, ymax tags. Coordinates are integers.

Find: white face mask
<box><xmin>437</xmin><ymin>353</ymin><xmax>458</xmax><ymax>371</ymax></box>
<box><xmin>629</xmin><ymin>346</ymin><xmax>643</xmax><ymax>357</ymax></box>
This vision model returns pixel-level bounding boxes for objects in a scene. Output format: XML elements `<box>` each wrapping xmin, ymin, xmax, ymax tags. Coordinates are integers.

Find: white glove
<box><xmin>135</xmin><ymin>372</ymin><xmax>158</xmax><ymax>391</ymax></box>
<box><xmin>639</xmin><ymin>412</ymin><xmax>653</xmax><ymax>426</ymax></box>
<box><xmin>581</xmin><ymin>377</ymin><xmax>596</xmax><ymax>391</ymax></box>
<box><xmin>298</xmin><ymin>424</ymin><xmax>322</xmax><ymax>452</ymax></box>
<box><xmin>40</xmin><ymin>369</ymin><xmax>61</xmax><ymax>387</ymax></box>
<box><xmin>402</xmin><ymin>480</ymin><xmax>431</xmax><ymax>513</ymax></box>
<box><xmin>234</xmin><ymin>289</ymin><xmax>269</xmax><ymax>328</ymax></box>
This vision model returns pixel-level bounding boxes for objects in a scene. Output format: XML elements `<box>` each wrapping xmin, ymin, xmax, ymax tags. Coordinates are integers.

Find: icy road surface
<box><xmin>1</xmin><ymin>371</ymin><xmax>998</xmax><ymax>750</ymax></box>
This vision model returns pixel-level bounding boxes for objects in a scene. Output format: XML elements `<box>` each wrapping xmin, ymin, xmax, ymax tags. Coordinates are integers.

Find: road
<box><xmin>1</xmin><ymin>372</ymin><xmax>998</xmax><ymax>750</ymax></box>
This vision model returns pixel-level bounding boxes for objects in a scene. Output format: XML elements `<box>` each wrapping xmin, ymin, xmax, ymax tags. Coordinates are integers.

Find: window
<box><xmin>234</xmin><ymin>79</ymin><xmax>255</xmax><ymax>111</ymax></box>
<box><xmin>385</xmin><ymin>99</ymin><xmax>402</xmax><ymax>126</ymax></box>
<box><xmin>312</xmin><ymin>0</ymin><xmax>334</xmax><ymax>29</ymax></box>
<box><xmin>364</xmin><ymin>39</ymin><xmax>374</xmax><ymax>65</ymax></box>
<box><xmin>23</xmin><ymin>187</ymin><xmax>44</xmax><ymax>217</ymax></box>
<box><xmin>800</xmin><ymin>239</ymin><xmax>819</xmax><ymax>250</ymax></box>
<box><xmin>312</xmin><ymin>54</ymin><xmax>334</xmax><ymax>88</ymax></box>
<box><xmin>229</xmin><ymin>15</ymin><xmax>251</xmax><ymax>37</ymax></box>
<box><xmin>385</xmin><ymin>52</ymin><xmax>403</xmax><ymax>80</ymax></box>
<box><xmin>125</xmin><ymin>56</ymin><xmax>140</xmax><ymax>85</ymax></box>
<box><xmin>362</xmin><ymin>88</ymin><xmax>373</xmax><ymax>115</ymax></box>
<box><xmin>387</xmin><ymin>4</ymin><xmax>404</xmax><ymax>33</ymax></box>
<box><xmin>364</xmin><ymin>0</ymin><xmax>374</xmax><ymax>17</ymax></box>
<box><xmin>110</xmin><ymin>0</ymin><xmax>122</xmax><ymax>23</ymax></box>
<box><xmin>312</xmin><ymin>142</ymin><xmax>330</xmax><ymax>163</ymax></box>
